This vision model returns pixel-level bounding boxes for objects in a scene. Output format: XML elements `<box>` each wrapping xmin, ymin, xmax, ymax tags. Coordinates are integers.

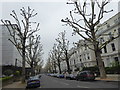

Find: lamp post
<box><xmin>15</xmin><ymin>59</ymin><xmax>18</xmax><ymax>67</ymax></box>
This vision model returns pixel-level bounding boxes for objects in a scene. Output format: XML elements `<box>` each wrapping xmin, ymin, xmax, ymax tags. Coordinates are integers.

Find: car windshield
<box><xmin>28</xmin><ymin>76</ymin><xmax>39</xmax><ymax>80</ymax></box>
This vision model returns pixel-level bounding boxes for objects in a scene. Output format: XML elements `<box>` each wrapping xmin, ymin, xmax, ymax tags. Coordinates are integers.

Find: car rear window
<box><xmin>87</xmin><ymin>71</ymin><xmax>94</xmax><ymax>75</ymax></box>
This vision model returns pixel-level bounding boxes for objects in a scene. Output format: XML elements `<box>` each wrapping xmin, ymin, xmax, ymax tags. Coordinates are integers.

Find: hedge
<box><xmin>105</xmin><ymin>65</ymin><xmax>120</xmax><ymax>74</ymax></box>
<box><xmin>0</xmin><ymin>76</ymin><xmax>13</xmax><ymax>82</ymax></box>
<box><xmin>81</xmin><ymin>65</ymin><xmax>120</xmax><ymax>74</ymax></box>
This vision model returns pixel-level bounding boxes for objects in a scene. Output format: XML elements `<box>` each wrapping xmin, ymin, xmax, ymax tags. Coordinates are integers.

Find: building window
<box><xmin>103</xmin><ymin>45</ymin><xmax>107</xmax><ymax>53</ymax></box>
<box><xmin>111</xmin><ymin>43</ymin><xmax>116</xmax><ymax>51</ymax></box>
<box><xmin>74</xmin><ymin>59</ymin><xmax>76</xmax><ymax>65</ymax></box>
<box><xmin>87</xmin><ymin>53</ymin><xmax>90</xmax><ymax>60</ymax></box>
<box><xmin>80</xmin><ymin>59</ymin><xmax>81</xmax><ymax>61</ymax></box>
<box><xmin>100</xmin><ymin>50</ymin><xmax>102</xmax><ymax>54</ymax></box>
<box><xmin>84</xmin><ymin>54</ymin><xmax>86</xmax><ymax>61</ymax></box>
<box><xmin>114</xmin><ymin>57</ymin><xmax>118</xmax><ymax>61</ymax></box>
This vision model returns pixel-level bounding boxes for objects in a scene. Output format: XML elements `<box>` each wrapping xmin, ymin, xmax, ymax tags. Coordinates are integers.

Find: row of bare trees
<box><xmin>61</xmin><ymin>0</ymin><xmax>119</xmax><ymax>79</ymax></box>
<box><xmin>45</xmin><ymin>0</ymin><xmax>119</xmax><ymax>79</ymax></box>
<box><xmin>1</xmin><ymin>7</ymin><xmax>43</xmax><ymax>83</ymax></box>
<box><xmin>45</xmin><ymin>31</ymin><xmax>76</xmax><ymax>74</ymax></box>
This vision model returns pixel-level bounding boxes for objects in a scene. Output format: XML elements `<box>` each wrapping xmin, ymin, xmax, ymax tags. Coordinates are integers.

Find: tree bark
<box><xmin>94</xmin><ymin>44</ymin><xmax>107</xmax><ymax>79</ymax></box>
<box><xmin>65</xmin><ymin>50</ymin><xmax>71</xmax><ymax>74</ymax></box>
<box><xmin>58</xmin><ymin>58</ymin><xmax>62</xmax><ymax>74</ymax></box>
<box><xmin>30</xmin><ymin>65</ymin><xmax>35</xmax><ymax>76</ymax></box>
<box><xmin>21</xmin><ymin>39</ymin><xmax>26</xmax><ymax>83</ymax></box>
<box><xmin>90</xmin><ymin>25</ymin><xmax>106</xmax><ymax>79</ymax></box>
<box><xmin>53</xmin><ymin>61</ymin><xmax>57</xmax><ymax>73</ymax></box>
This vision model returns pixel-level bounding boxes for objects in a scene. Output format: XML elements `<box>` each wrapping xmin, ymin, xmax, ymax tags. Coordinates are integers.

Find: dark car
<box><xmin>26</xmin><ymin>76</ymin><xmax>40</xmax><ymax>88</ymax></box>
<box><xmin>76</xmin><ymin>71</ymin><xmax>95</xmax><ymax>81</ymax></box>
<box><xmin>52</xmin><ymin>73</ymin><xmax>58</xmax><ymax>77</ymax></box>
<box><xmin>57</xmin><ymin>74</ymin><xmax>64</xmax><ymax>78</ymax></box>
<box><xmin>65</xmin><ymin>74</ymin><xmax>76</xmax><ymax>80</ymax></box>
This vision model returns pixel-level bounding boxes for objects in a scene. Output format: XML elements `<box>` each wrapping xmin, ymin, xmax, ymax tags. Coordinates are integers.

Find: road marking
<box><xmin>77</xmin><ymin>85</ymin><xmax>89</xmax><ymax>88</ymax></box>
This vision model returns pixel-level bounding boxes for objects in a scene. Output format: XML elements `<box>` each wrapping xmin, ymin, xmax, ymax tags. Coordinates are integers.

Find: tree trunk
<box><xmin>58</xmin><ymin>58</ymin><xmax>62</xmax><ymax>74</ymax></box>
<box><xmin>94</xmin><ymin>45</ymin><xmax>107</xmax><ymax>79</ymax></box>
<box><xmin>65</xmin><ymin>50</ymin><xmax>71</xmax><ymax>74</ymax></box>
<box><xmin>31</xmin><ymin>66</ymin><xmax>35</xmax><ymax>76</ymax></box>
<box><xmin>91</xmin><ymin>26</ymin><xmax>106</xmax><ymax>79</ymax></box>
<box><xmin>31</xmin><ymin>60</ymin><xmax>36</xmax><ymax>76</ymax></box>
<box><xmin>53</xmin><ymin>62</ymin><xmax>57</xmax><ymax>73</ymax></box>
<box><xmin>21</xmin><ymin>39</ymin><xmax>26</xmax><ymax>83</ymax></box>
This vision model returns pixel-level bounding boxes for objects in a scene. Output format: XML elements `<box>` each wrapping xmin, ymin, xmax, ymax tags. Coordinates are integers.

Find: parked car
<box><xmin>52</xmin><ymin>73</ymin><xmax>58</xmax><ymax>77</ymax></box>
<box><xmin>36</xmin><ymin>74</ymin><xmax>42</xmax><ymax>78</ymax></box>
<box><xmin>47</xmin><ymin>73</ymin><xmax>52</xmax><ymax>76</ymax></box>
<box><xmin>26</xmin><ymin>76</ymin><xmax>40</xmax><ymax>88</ymax></box>
<box><xmin>69</xmin><ymin>74</ymin><xmax>77</xmax><ymax>80</ymax></box>
<box><xmin>57</xmin><ymin>74</ymin><xmax>64</xmax><ymax>78</ymax></box>
<box><xmin>65</xmin><ymin>74</ymin><xmax>76</xmax><ymax>80</ymax></box>
<box><xmin>76</xmin><ymin>71</ymin><xmax>95</xmax><ymax>81</ymax></box>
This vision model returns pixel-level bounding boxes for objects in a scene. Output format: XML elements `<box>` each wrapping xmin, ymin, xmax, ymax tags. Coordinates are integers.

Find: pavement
<box><xmin>2</xmin><ymin>81</ymin><xmax>26</xmax><ymax>88</ymax></box>
<box><xmin>1</xmin><ymin>74</ymin><xmax>119</xmax><ymax>89</ymax></box>
<box><xmin>96</xmin><ymin>78</ymin><xmax>119</xmax><ymax>82</ymax></box>
<box><xmin>96</xmin><ymin>74</ymin><xmax>119</xmax><ymax>82</ymax></box>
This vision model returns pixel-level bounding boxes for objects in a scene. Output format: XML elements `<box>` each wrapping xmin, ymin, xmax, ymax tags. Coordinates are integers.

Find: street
<box><xmin>37</xmin><ymin>74</ymin><xmax>118</xmax><ymax>88</ymax></box>
<box><xmin>2</xmin><ymin>74</ymin><xmax>119</xmax><ymax>90</ymax></box>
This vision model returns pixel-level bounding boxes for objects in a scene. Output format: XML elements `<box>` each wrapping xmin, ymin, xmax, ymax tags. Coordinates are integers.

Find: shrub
<box><xmin>81</xmin><ymin>65</ymin><xmax>120</xmax><ymax>75</ymax></box>
<box><xmin>105</xmin><ymin>65</ymin><xmax>120</xmax><ymax>74</ymax></box>
<box><xmin>14</xmin><ymin>71</ymin><xmax>20</xmax><ymax>76</ymax></box>
<box><xmin>1</xmin><ymin>76</ymin><xmax>13</xmax><ymax>82</ymax></box>
<box><xmin>81</xmin><ymin>66</ymin><xmax>100</xmax><ymax>76</ymax></box>
<box><xmin>82</xmin><ymin>66</ymin><xmax>99</xmax><ymax>72</ymax></box>
<box><xmin>3</xmin><ymin>69</ymin><xmax>13</xmax><ymax>76</ymax></box>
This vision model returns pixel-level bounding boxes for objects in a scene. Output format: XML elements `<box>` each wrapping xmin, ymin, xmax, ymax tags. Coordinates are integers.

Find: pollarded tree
<box><xmin>48</xmin><ymin>50</ymin><xmax>57</xmax><ymax>73</ymax></box>
<box><xmin>1</xmin><ymin>7</ymin><xmax>40</xmax><ymax>82</ymax></box>
<box><xmin>61</xmin><ymin>0</ymin><xmax>120</xmax><ymax>78</ymax></box>
<box><xmin>52</xmin><ymin>44</ymin><xmax>63</xmax><ymax>74</ymax></box>
<box><xmin>26</xmin><ymin>35</ymin><xmax>43</xmax><ymax>76</ymax></box>
<box><xmin>45</xmin><ymin>57</ymin><xmax>54</xmax><ymax>73</ymax></box>
<box><xmin>56</xmin><ymin>31</ymin><xmax>76</xmax><ymax>74</ymax></box>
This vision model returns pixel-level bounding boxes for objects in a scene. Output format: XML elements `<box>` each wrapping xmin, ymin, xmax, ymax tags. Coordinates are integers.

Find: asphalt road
<box><xmin>38</xmin><ymin>74</ymin><xmax>119</xmax><ymax>88</ymax></box>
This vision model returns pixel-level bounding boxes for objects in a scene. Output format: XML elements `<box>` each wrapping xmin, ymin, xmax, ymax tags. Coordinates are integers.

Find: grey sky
<box><xmin>0</xmin><ymin>1</ymin><xmax>119</xmax><ymax>66</ymax></box>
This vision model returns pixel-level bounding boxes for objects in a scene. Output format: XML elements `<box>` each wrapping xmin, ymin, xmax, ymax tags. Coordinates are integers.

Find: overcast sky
<box><xmin>0</xmin><ymin>0</ymin><xmax>119</xmax><ymax>66</ymax></box>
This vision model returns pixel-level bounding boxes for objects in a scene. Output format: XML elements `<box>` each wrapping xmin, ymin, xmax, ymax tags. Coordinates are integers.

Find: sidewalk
<box><xmin>2</xmin><ymin>81</ymin><xmax>26</xmax><ymax>88</ymax></box>
<box><xmin>96</xmin><ymin>74</ymin><xmax>120</xmax><ymax>82</ymax></box>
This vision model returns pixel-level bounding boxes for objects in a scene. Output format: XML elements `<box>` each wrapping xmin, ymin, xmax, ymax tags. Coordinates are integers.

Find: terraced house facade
<box><xmin>60</xmin><ymin>12</ymin><xmax>120</xmax><ymax>73</ymax></box>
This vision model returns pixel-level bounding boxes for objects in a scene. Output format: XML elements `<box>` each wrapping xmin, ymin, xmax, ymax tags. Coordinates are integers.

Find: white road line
<box><xmin>77</xmin><ymin>85</ymin><xmax>89</xmax><ymax>88</ymax></box>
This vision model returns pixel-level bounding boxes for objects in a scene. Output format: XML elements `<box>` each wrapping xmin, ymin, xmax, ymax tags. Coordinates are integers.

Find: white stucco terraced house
<box><xmin>60</xmin><ymin>12</ymin><xmax>120</xmax><ymax>73</ymax></box>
